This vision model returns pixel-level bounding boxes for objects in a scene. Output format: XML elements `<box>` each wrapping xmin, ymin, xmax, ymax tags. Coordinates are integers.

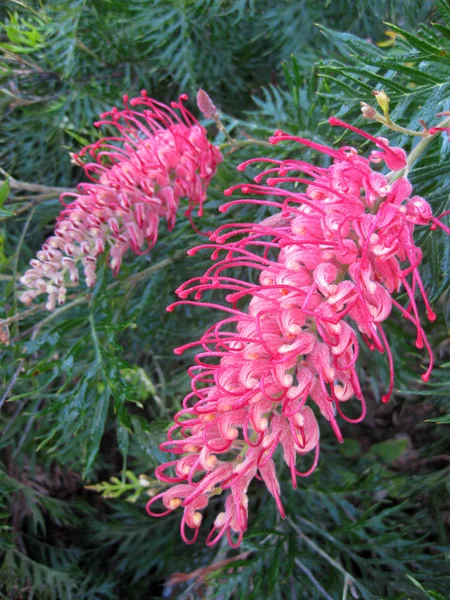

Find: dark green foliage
<box><xmin>1</xmin><ymin>0</ymin><xmax>449</xmax><ymax>598</ymax></box>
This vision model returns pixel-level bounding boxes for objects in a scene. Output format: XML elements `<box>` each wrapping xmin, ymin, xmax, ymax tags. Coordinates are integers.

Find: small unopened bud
<box><xmin>372</xmin><ymin>90</ymin><xmax>390</xmax><ymax>119</ymax></box>
<box><xmin>360</xmin><ymin>102</ymin><xmax>376</xmax><ymax>120</ymax></box>
<box><xmin>196</xmin><ymin>89</ymin><xmax>217</xmax><ymax>119</ymax></box>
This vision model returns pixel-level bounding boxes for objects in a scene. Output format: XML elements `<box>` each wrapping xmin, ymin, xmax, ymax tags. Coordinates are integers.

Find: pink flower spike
<box><xmin>149</xmin><ymin>116</ymin><xmax>448</xmax><ymax>547</ymax></box>
<box><xmin>19</xmin><ymin>93</ymin><xmax>222</xmax><ymax>309</ymax></box>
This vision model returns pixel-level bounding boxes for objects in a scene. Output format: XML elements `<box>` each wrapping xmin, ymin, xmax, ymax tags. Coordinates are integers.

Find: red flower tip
<box><xmin>427</xmin><ymin>310</ymin><xmax>437</xmax><ymax>322</ymax></box>
<box><xmin>186</xmin><ymin>248</ymin><xmax>197</xmax><ymax>256</ymax></box>
<box><xmin>421</xmin><ymin>373</ymin><xmax>430</xmax><ymax>383</ymax></box>
<box><xmin>223</xmin><ymin>189</ymin><xmax>233</xmax><ymax>196</ymax></box>
<box><xmin>428</xmin><ymin>126</ymin><xmax>450</xmax><ymax>135</ymax></box>
<box><xmin>174</xmin><ymin>347</ymin><xmax>184</xmax><ymax>355</ymax></box>
<box><xmin>236</xmin><ymin>164</ymin><xmax>246</xmax><ymax>172</ymax></box>
<box><xmin>269</xmin><ymin>130</ymin><xmax>285</xmax><ymax>144</ymax></box>
<box><xmin>381</xmin><ymin>395</ymin><xmax>390</xmax><ymax>403</ymax></box>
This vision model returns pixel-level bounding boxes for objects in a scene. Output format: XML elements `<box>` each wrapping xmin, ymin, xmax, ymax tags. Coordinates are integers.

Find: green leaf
<box><xmin>367</xmin><ymin>438</ymin><xmax>409</xmax><ymax>461</ymax></box>
<box><xmin>0</xmin><ymin>208</ymin><xmax>14</xmax><ymax>218</ymax></box>
<box><xmin>117</xmin><ymin>424</ymin><xmax>129</xmax><ymax>471</ymax></box>
<box><xmin>84</xmin><ymin>386</ymin><xmax>111</xmax><ymax>477</ymax></box>
<box><xmin>427</xmin><ymin>592</ymin><xmax>450</xmax><ymax>600</ymax></box>
<box><xmin>384</xmin><ymin>22</ymin><xmax>448</xmax><ymax>59</ymax></box>
<box><xmin>0</xmin><ymin>180</ymin><xmax>10</xmax><ymax>208</ymax></box>
<box><xmin>425</xmin><ymin>414</ymin><xmax>450</xmax><ymax>424</ymax></box>
<box><xmin>339</xmin><ymin>438</ymin><xmax>361</xmax><ymax>457</ymax></box>
<box><xmin>437</xmin><ymin>0</ymin><xmax>450</xmax><ymax>27</ymax></box>
<box><xmin>404</xmin><ymin>575</ymin><xmax>448</xmax><ymax>599</ymax></box>
<box><xmin>432</xmin><ymin>22</ymin><xmax>450</xmax><ymax>42</ymax></box>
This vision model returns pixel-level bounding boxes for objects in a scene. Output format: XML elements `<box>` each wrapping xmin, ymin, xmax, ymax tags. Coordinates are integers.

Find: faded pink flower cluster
<box><xmin>19</xmin><ymin>93</ymin><xmax>222</xmax><ymax>310</ymax></box>
<box><xmin>147</xmin><ymin>118</ymin><xmax>447</xmax><ymax>546</ymax></box>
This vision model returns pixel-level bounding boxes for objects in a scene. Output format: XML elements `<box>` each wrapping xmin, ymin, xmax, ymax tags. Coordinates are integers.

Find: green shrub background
<box><xmin>0</xmin><ymin>1</ymin><xmax>449</xmax><ymax>598</ymax></box>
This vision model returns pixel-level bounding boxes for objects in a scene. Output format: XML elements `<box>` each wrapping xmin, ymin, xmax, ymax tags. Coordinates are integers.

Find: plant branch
<box><xmin>0</xmin><ymin>166</ymin><xmax>75</xmax><ymax>196</ymax></box>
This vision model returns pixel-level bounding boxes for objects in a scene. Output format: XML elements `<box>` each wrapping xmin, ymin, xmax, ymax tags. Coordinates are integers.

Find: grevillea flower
<box><xmin>147</xmin><ymin>117</ymin><xmax>449</xmax><ymax>547</ymax></box>
<box><xmin>19</xmin><ymin>93</ymin><xmax>222</xmax><ymax>310</ymax></box>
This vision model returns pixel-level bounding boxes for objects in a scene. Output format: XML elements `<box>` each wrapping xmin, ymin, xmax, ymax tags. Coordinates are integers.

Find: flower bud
<box><xmin>360</xmin><ymin>102</ymin><xmax>376</xmax><ymax>120</ymax></box>
<box><xmin>372</xmin><ymin>90</ymin><xmax>390</xmax><ymax>118</ymax></box>
<box><xmin>196</xmin><ymin>89</ymin><xmax>217</xmax><ymax>119</ymax></box>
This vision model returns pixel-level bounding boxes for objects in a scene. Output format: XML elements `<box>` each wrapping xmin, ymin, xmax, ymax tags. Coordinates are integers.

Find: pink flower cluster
<box><xmin>147</xmin><ymin>118</ymin><xmax>447</xmax><ymax>546</ymax></box>
<box><xmin>19</xmin><ymin>93</ymin><xmax>222</xmax><ymax>310</ymax></box>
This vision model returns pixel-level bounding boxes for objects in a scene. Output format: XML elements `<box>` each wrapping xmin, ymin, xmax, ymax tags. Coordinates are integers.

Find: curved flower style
<box><xmin>19</xmin><ymin>93</ymin><xmax>222</xmax><ymax>310</ymax></box>
<box><xmin>147</xmin><ymin>117</ymin><xmax>448</xmax><ymax>547</ymax></box>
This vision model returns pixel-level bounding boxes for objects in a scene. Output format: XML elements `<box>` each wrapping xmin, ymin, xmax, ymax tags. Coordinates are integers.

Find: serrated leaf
<box><xmin>385</xmin><ymin>22</ymin><xmax>448</xmax><ymax>59</ymax></box>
